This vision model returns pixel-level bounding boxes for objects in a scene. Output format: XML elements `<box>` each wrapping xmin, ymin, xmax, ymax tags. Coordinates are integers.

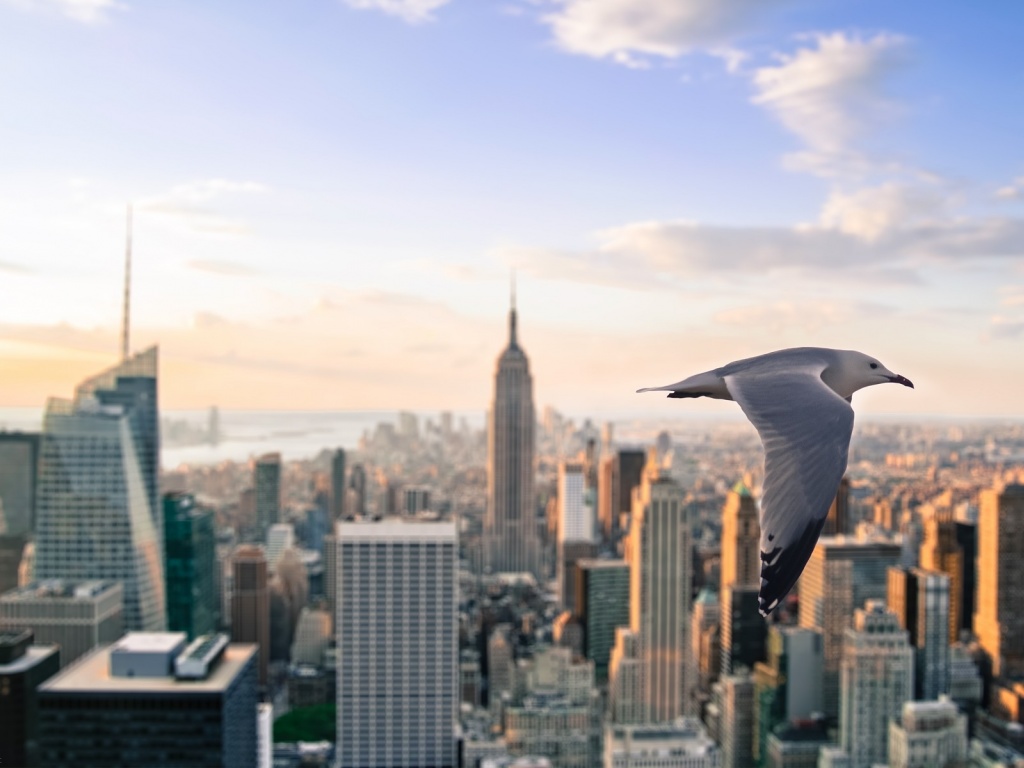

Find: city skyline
<box><xmin>1</xmin><ymin>1</ymin><xmax>1023</xmax><ymax>415</ymax></box>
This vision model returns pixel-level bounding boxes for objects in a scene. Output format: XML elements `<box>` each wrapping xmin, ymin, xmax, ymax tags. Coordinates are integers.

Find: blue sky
<box><xmin>1</xmin><ymin>0</ymin><xmax>1023</xmax><ymax>415</ymax></box>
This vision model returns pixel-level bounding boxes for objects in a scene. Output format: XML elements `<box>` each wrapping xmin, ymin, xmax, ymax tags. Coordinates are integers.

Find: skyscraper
<box><xmin>254</xmin><ymin>453</ymin><xmax>282</xmax><ymax>538</ymax></box>
<box><xmin>975</xmin><ymin>483</ymin><xmax>1024</xmax><ymax>679</ymax></box>
<box><xmin>920</xmin><ymin>507</ymin><xmax>975</xmax><ymax>642</ymax></box>
<box><xmin>575</xmin><ymin>558</ymin><xmax>630</xmax><ymax>683</ymax></box>
<box><xmin>0</xmin><ymin>431</ymin><xmax>39</xmax><ymax>537</ymax></box>
<box><xmin>888</xmin><ymin>698</ymin><xmax>968</xmax><ymax>768</ymax></box>
<box><xmin>336</xmin><ymin>520</ymin><xmax>458</xmax><ymax>768</ymax></box>
<box><xmin>887</xmin><ymin>566</ymin><xmax>951</xmax><ymax>700</ymax></box>
<box><xmin>720</xmin><ymin>480</ymin><xmax>765</xmax><ymax>677</ymax></box>
<box><xmin>597</xmin><ymin>449</ymin><xmax>645</xmax><ymax>544</ymax></box>
<box><xmin>839</xmin><ymin>601</ymin><xmax>914</xmax><ymax>768</ymax></box>
<box><xmin>35</xmin><ymin>348</ymin><xmax>166</xmax><ymax>632</ymax></box>
<box><xmin>164</xmin><ymin>492</ymin><xmax>218</xmax><ymax>639</ymax></box>
<box><xmin>621</xmin><ymin>451</ymin><xmax>692</xmax><ymax>723</ymax></box>
<box><xmin>752</xmin><ymin>626</ymin><xmax>824</xmax><ymax>765</ymax></box>
<box><xmin>719</xmin><ymin>670</ymin><xmax>756</xmax><ymax>768</ymax></box>
<box><xmin>331</xmin><ymin>448</ymin><xmax>346</xmax><ymax>520</ymax></box>
<box><xmin>798</xmin><ymin>533</ymin><xmax>901</xmax><ymax>718</ymax></box>
<box><xmin>232</xmin><ymin>546</ymin><xmax>270</xmax><ymax>687</ymax></box>
<box><xmin>484</xmin><ymin>288</ymin><xmax>539</xmax><ymax>577</ymax></box>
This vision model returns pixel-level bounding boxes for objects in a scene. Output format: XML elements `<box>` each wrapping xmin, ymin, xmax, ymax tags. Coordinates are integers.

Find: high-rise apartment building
<box><xmin>164</xmin><ymin>492</ymin><xmax>218</xmax><ymax>639</ymax></box>
<box><xmin>620</xmin><ymin>452</ymin><xmax>692</xmax><ymax>722</ymax></box>
<box><xmin>254</xmin><ymin>453</ymin><xmax>282</xmax><ymax>537</ymax></box>
<box><xmin>575</xmin><ymin>558</ymin><xmax>629</xmax><ymax>683</ymax></box>
<box><xmin>266</xmin><ymin>522</ymin><xmax>295</xmax><ymax>573</ymax></box>
<box><xmin>887</xmin><ymin>566</ymin><xmax>951</xmax><ymax>700</ymax></box>
<box><xmin>0</xmin><ymin>580</ymin><xmax>123</xmax><ymax>668</ymax></box>
<box><xmin>798</xmin><ymin>533</ymin><xmax>901</xmax><ymax>717</ymax></box>
<box><xmin>336</xmin><ymin>519</ymin><xmax>458</xmax><ymax>768</ymax></box>
<box><xmin>231</xmin><ymin>546</ymin><xmax>270</xmax><ymax>686</ymax></box>
<box><xmin>839</xmin><ymin>601</ymin><xmax>914</xmax><ymax>768</ymax></box>
<box><xmin>37</xmin><ymin>632</ymin><xmax>258</xmax><ymax>767</ymax></box>
<box><xmin>35</xmin><ymin>348</ymin><xmax>166</xmax><ymax>632</ymax></box>
<box><xmin>331</xmin><ymin>448</ymin><xmax>346</xmax><ymax>519</ymax></box>
<box><xmin>975</xmin><ymin>483</ymin><xmax>1024</xmax><ymax>679</ymax></box>
<box><xmin>485</xmin><ymin>290</ymin><xmax>540</xmax><ymax>577</ymax></box>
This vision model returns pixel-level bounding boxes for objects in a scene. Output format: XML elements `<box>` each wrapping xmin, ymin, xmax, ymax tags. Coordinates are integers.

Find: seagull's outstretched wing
<box><xmin>724</xmin><ymin>364</ymin><xmax>854</xmax><ymax>617</ymax></box>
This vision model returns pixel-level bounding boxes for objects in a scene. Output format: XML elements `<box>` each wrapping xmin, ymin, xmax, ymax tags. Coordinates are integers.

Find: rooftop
<box><xmin>339</xmin><ymin>518</ymin><xmax>457</xmax><ymax>540</ymax></box>
<box><xmin>40</xmin><ymin>641</ymin><xmax>257</xmax><ymax>694</ymax></box>
<box><xmin>0</xmin><ymin>580</ymin><xmax>121</xmax><ymax>601</ymax></box>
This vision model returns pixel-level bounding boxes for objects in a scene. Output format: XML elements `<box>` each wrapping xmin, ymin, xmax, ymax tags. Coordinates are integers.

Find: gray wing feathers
<box><xmin>724</xmin><ymin>366</ymin><xmax>854</xmax><ymax>616</ymax></box>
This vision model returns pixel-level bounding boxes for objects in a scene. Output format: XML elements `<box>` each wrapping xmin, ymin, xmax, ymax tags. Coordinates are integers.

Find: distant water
<box><xmin>0</xmin><ymin>407</ymin><xmax>484</xmax><ymax>468</ymax></box>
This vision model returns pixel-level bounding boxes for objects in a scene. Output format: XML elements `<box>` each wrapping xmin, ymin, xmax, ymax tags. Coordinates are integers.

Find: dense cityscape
<box><xmin>1</xmin><ymin>295</ymin><xmax>1024</xmax><ymax>768</ymax></box>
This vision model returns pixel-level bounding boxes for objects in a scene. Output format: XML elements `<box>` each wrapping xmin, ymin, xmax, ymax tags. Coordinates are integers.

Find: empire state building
<box><xmin>484</xmin><ymin>288</ymin><xmax>540</xmax><ymax>577</ymax></box>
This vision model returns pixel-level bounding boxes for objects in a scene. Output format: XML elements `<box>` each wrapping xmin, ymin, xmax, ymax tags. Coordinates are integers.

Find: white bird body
<box><xmin>638</xmin><ymin>347</ymin><xmax>913</xmax><ymax>617</ymax></box>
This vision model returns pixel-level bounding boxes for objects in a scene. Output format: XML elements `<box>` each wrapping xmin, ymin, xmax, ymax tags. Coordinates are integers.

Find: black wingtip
<box><xmin>758</xmin><ymin>515</ymin><xmax>828</xmax><ymax>617</ymax></box>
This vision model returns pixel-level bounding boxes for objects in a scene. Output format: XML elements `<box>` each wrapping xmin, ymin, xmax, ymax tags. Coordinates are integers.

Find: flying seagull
<box><xmin>637</xmin><ymin>347</ymin><xmax>913</xmax><ymax>617</ymax></box>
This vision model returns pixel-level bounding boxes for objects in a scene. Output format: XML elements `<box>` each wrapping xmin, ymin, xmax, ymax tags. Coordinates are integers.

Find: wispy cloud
<box><xmin>543</xmin><ymin>0</ymin><xmax>790</xmax><ymax>66</ymax></box>
<box><xmin>996</xmin><ymin>176</ymin><xmax>1024</xmax><ymax>200</ymax></box>
<box><xmin>186</xmin><ymin>259</ymin><xmax>260</xmax><ymax>277</ymax></box>
<box><xmin>341</xmin><ymin>0</ymin><xmax>451</xmax><ymax>23</ymax></box>
<box><xmin>752</xmin><ymin>32</ymin><xmax>909</xmax><ymax>175</ymax></box>
<box><xmin>713</xmin><ymin>299</ymin><xmax>895</xmax><ymax>333</ymax></box>
<box><xmin>139</xmin><ymin>178</ymin><xmax>269</xmax><ymax>236</ymax></box>
<box><xmin>1</xmin><ymin>0</ymin><xmax>121</xmax><ymax>24</ymax></box>
<box><xmin>0</xmin><ymin>260</ymin><xmax>32</xmax><ymax>274</ymax></box>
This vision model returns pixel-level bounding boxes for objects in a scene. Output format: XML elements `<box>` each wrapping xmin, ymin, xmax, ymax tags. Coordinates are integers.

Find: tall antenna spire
<box><xmin>121</xmin><ymin>203</ymin><xmax>133</xmax><ymax>361</ymax></box>
<box><xmin>509</xmin><ymin>269</ymin><xmax>518</xmax><ymax>347</ymax></box>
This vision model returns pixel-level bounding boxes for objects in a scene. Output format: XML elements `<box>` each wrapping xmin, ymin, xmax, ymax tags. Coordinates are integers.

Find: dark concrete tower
<box><xmin>484</xmin><ymin>281</ymin><xmax>539</xmax><ymax>577</ymax></box>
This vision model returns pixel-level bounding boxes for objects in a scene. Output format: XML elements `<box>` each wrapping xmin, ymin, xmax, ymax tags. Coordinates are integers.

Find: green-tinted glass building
<box><xmin>164</xmin><ymin>493</ymin><xmax>217</xmax><ymax>639</ymax></box>
<box><xmin>575</xmin><ymin>558</ymin><xmax>630</xmax><ymax>683</ymax></box>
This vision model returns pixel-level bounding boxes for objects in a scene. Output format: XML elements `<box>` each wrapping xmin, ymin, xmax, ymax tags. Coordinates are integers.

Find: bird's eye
<box><xmin>870</xmin><ymin>363</ymin><xmax>878</xmax><ymax>369</ymax></box>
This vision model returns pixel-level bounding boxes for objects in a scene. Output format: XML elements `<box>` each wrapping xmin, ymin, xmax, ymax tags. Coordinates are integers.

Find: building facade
<box><xmin>254</xmin><ymin>453</ymin><xmax>282</xmax><ymax>538</ymax></box>
<box><xmin>887</xmin><ymin>565</ymin><xmax>951</xmax><ymax>700</ymax></box>
<box><xmin>576</xmin><ymin>558</ymin><xmax>629</xmax><ymax>683</ymax></box>
<box><xmin>839</xmin><ymin>602</ymin><xmax>915</xmax><ymax>768</ymax></box>
<box><xmin>0</xmin><ymin>580</ymin><xmax>123</xmax><ymax>668</ymax></box>
<box><xmin>231</xmin><ymin>546</ymin><xmax>270</xmax><ymax>686</ymax></box>
<box><xmin>975</xmin><ymin>483</ymin><xmax>1024</xmax><ymax>679</ymax></box>
<box><xmin>336</xmin><ymin>519</ymin><xmax>458</xmax><ymax>768</ymax></box>
<box><xmin>164</xmin><ymin>492</ymin><xmax>218</xmax><ymax>639</ymax></box>
<box><xmin>798</xmin><ymin>533</ymin><xmax>901</xmax><ymax>718</ymax></box>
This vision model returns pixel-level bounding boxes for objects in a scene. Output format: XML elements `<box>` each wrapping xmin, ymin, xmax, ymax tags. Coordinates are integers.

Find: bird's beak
<box><xmin>888</xmin><ymin>374</ymin><xmax>914</xmax><ymax>388</ymax></box>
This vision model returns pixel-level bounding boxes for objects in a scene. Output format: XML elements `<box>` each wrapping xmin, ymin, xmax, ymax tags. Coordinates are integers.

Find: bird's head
<box><xmin>827</xmin><ymin>350</ymin><xmax>914</xmax><ymax>400</ymax></box>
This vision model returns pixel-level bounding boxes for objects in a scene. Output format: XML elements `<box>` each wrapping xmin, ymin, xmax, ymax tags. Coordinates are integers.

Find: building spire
<box><xmin>509</xmin><ymin>269</ymin><xmax>518</xmax><ymax>347</ymax></box>
<box><xmin>121</xmin><ymin>203</ymin><xmax>133</xmax><ymax>361</ymax></box>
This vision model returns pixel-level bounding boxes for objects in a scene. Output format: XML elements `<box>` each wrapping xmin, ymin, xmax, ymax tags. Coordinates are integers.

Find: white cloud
<box><xmin>341</xmin><ymin>0</ymin><xmax>451</xmax><ymax>23</ymax></box>
<box><xmin>996</xmin><ymin>176</ymin><xmax>1024</xmax><ymax>200</ymax></box>
<box><xmin>1</xmin><ymin>0</ymin><xmax>120</xmax><ymax>23</ymax></box>
<box><xmin>752</xmin><ymin>32</ymin><xmax>908</xmax><ymax>169</ymax></box>
<box><xmin>503</xmin><ymin>205</ymin><xmax>1024</xmax><ymax>290</ymax></box>
<box><xmin>543</xmin><ymin>0</ymin><xmax>788</xmax><ymax>64</ymax></box>
<box><xmin>819</xmin><ymin>182</ymin><xmax>949</xmax><ymax>242</ymax></box>
<box><xmin>139</xmin><ymin>179</ymin><xmax>268</xmax><ymax>236</ymax></box>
